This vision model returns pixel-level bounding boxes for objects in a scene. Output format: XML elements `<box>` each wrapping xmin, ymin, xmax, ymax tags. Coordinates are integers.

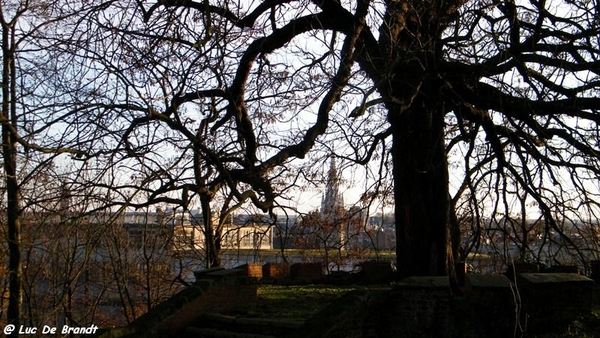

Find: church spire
<box><xmin>321</xmin><ymin>156</ymin><xmax>344</xmax><ymax>216</ymax></box>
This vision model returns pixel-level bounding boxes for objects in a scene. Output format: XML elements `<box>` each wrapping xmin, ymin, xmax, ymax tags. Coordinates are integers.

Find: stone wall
<box><xmin>461</xmin><ymin>274</ymin><xmax>515</xmax><ymax>337</ymax></box>
<box><xmin>292</xmin><ymin>277</ymin><xmax>457</xmax><ymax>338</ymax></box>
<box><xmin>95</xmin><ymin>266</ymin><xmax>595</xmax><ymax>338</ymax></box>
<box><xmin>94</xmin><ymin>274</ymin><xmax>257</xmax><ymax>338</ymax></box>
<box><xmin>517</xmin><ymin>273</ymin><xmax>594</xmax><ymax>333</ymax></box>
<box><xmin>293</xmin><ymin>273</ymin><xmax>595</xmax><ymax>338</ymax></box>
<box><xmin>153</xmin><ymin>278</ymin><xmax>257</xmax><ymax>336</ymax></box>
<box><xmin>380</xmin><ymin>277</ymin><xmax>453</xmax><ymax>337</ymax></box>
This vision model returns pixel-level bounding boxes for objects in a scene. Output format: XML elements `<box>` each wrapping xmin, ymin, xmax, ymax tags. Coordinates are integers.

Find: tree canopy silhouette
<box><xmin>88</xmin><ymin>0</ymin><xmax>600</xmax><ymax>276</ymax></box>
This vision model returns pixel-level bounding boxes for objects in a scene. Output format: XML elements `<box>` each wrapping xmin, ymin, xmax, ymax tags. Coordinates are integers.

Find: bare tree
<box><xmin>18</xmin><ymin>173</ymin><xmax>106</xmax><ymax>328</ymax></box>
<box><xmin>68</xmin><ymin>1</ymin><xmax>310</xmax><ymax>268</ymax></box>
<box><xmin>0</xmin><ymin>1</ymin><xmax>102</xmax><ymax>328</ymax></box>
<box><xmin>296</xmin><ymin>207</ymin><xmax>368</xmax><ymax>272</ymax></box>
<box><xmin>72</xmin><ymin>0</ymin><xmax>600</xmax><ymax>280</ymax></box>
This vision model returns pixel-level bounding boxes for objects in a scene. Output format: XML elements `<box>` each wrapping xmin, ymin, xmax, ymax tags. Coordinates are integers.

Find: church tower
<box><xmin>320</xmin><ymin>157</ymin><xmax>344</xmax><ymax>216</ymax></box>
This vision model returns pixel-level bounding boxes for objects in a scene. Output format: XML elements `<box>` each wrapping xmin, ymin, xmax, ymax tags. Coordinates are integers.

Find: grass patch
<box><xmin>233</xmin><ymin>285</ymin><xmax>361</xmax><ymax>320</ymax></box>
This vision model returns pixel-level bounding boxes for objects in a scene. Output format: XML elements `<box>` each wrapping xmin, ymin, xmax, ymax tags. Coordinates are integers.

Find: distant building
<box><xmin>365</xmin><ymin>214</ymin><xmax>396</xmax><ymax>251</ymax></box>
<box><xmin>221</xmin><ymin>214</ymin><xmax>273</xmax><ymax>250</ymax></box>
<box><xmin>110</xmin><ymin>209</ymin><xmax>274</xmax><ymax>252</ymax></box>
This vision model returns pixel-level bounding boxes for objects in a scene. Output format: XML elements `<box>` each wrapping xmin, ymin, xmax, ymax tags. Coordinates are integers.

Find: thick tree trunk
<box><xmin>390</xmin><ymin>102</ymin><xmax>452</xmax><ymax>277</ymax></box>
<box><xmin>374</xmin><ymin>0</ymin><xmax>460</xmax><ymax>278</ymax></box>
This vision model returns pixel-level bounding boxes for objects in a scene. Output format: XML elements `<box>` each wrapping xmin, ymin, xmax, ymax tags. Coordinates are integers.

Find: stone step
<box><xmin>189</xmin><ymin>313</ymin><xmax>304</xmax><ymax>338</ymax></box>
<box><xmin>201</xmin><ymin>313</ymin><xmax>304</xmax><ymax>329</ymax></box>
<box><xmin>185</xmin><ymin>327</ymin><xmax>277</xmax><ymax>338</ymax></box>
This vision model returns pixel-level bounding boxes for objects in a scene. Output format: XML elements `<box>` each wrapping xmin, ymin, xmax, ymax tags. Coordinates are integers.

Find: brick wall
<box><xmin>263</xmin><ymin>263</ymin><xmax>290</xmax><ymax>279</ymax></box>
<box><xmin>237</xmin><ymin>263</ymin><xmax>264</xmax><ymax>279</ymax></box>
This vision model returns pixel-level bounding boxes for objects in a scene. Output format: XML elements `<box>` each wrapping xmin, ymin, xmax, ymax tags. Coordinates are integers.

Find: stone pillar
<box><xmin>590</xmin><ymin>260</ymin><xmax>600</xmax><ymax>282</ymax></box>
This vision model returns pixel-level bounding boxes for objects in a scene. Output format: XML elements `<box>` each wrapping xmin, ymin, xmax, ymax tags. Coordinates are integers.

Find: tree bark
<box><xmin>371</xmin><ymin>0</ymin><xmax>459</xmax><ymax>278</ymax></box>
<box><xmin>2</xmin><ymin>17</ymin><xmax>22</xmax><ymax>330</ymax></box>
<box><xmin>390</xmin><ymin>101</ymin><xmax>452</xmax><ymax>277</ymax></box>
<box><xmin>200</xmin><ymin>194</ymin><xmax>221</xmax><ymax>268</ymax></box>
<box><xmin>3</xmin><ymin>134</ymin><xmax>21</xmax><ymax>331</ymax></box>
